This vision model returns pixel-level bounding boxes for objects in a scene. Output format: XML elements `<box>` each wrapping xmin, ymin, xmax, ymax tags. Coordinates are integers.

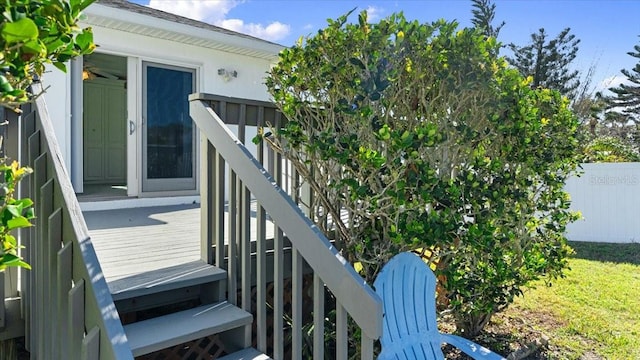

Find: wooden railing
<box><xmin>2</xmin><ymin>84</ymin><xmax>133</xmax><ymax>359</ymax></box>
<box><xmin>190</xmin><ymin>93</ymin><xmax>383</xmax><ymax>359</ymax></box>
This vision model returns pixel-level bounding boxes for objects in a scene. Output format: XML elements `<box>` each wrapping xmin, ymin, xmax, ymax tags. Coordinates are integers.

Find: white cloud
<box><xmin>219</xmin><ymin>19</ymin><xmax>290</xmax><ymax>42</ymax></box>
<box><xmin>598</xmin><ymin>75</ymin><xmax>632</xmax><ymax>94</ymax></box>
<box><xmin>366</xmin><ymin>5</ymin><xmax>384</xmax><ymax>22</ymax></box>
<box><xmin>146</xmin><ymin>0</ymin><xmax>291</xmax><ymax>42</ymax></box>
<box><xmin>147</xmin><ymin>0</ymin><xmax>236</xmax><ymax>24</ymax></box>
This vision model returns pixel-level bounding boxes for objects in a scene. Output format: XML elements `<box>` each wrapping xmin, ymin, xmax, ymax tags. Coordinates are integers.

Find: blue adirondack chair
<box><xmin>373</xmin><ymin>252</ymin><xmax>506</xmax><ymax>360</ymax></box>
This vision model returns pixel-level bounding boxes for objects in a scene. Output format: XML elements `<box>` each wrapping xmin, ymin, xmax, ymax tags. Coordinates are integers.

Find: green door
<box><xmin>83</xmin><ymin>78</ymin><xmax>127</xmax><ymax>184</ymax></box>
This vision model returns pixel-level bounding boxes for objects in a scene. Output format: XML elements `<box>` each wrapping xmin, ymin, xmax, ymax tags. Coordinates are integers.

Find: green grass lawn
<box><xmin>502</xmin><ymin>242</ymin><xmax>640</xmax><ymax>359</ymax></box>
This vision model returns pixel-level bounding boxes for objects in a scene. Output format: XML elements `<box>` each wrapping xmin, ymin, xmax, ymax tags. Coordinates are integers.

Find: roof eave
<box><xmin>83</xmin><ymin>3</ymin><xmax>284</xmax><ymax>61</ymax></box>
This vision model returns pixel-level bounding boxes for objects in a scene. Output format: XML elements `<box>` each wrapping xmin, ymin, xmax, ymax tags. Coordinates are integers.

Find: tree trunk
<box><xmin>456</xmin><ymin>311</ymin><xmax>494</xmax><ymax>338</ymax></box>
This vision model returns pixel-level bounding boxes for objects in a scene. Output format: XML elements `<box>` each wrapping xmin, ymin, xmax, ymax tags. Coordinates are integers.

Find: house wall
<box><xmin>565</xmin><ymin>162</ymin><xmax>640</xmax><ymax>243</ymax></box>
<box><xmin>41</xmin><ymin>19</ymin><xmax>276</xmax><ymax>193</ymax></box>
<box><xmin>41</xmin><ymin>64</ymin><xmax>72</xmax><ymax>174</ymax></box>
<box><xmin>87</xmin><ymin>25</ymin><xmax>275</xmax><ymax>101</ymax></box>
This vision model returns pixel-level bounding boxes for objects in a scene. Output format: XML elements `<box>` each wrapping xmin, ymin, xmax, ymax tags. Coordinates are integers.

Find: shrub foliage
<box><xmin>1</xmin><ymin>0</ymin><xmax>95</xmax><ymax>108</ymax></box>
<box><xmin>260</xmin><ymin>11</ymin><xmax>580</xmax><ymax>337</ymax></box>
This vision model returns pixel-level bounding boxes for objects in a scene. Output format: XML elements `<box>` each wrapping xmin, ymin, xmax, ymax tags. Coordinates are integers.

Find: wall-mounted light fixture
<box><xmin>218</xmin><ymin>68</ymin><xmax>238</xmax><ymax>82</ymax></box>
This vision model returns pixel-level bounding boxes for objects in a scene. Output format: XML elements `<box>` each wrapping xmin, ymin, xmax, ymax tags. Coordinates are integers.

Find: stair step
<box><xmin>219</xmin><ymin>348</ymin><xmax>272</xmax><ymax>360</ymax></box>
<box><xmin>124</xmin><ymin>301</ymin><xmax>252</xmax><ymax>356</ymax></box>
<box><xmin>108</xmin><ymin>260</ymin><xmax>226</xmax><ymax>301</ymax></box>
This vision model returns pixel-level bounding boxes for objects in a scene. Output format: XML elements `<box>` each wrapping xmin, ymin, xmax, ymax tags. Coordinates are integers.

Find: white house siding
<box><xmin>87</xmin><ymin>25</ymin><xmax>275</xmax><ymax>101</ymax></box>
<box><xmin>40</xmin><ymin>10</ymin><xmax>277</xmax><ymax>195</ymax></box>
<box><xmin>565</xmin><ymin>163</ymin><xmax>640</xmax><ymax>243</ymax></box>
<box><xmin>41</xmin><ymin>64</ymin><xmax>72</xmax><ymax>175</ymax></box>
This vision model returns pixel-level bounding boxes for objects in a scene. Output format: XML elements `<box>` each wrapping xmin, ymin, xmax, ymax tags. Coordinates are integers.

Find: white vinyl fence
<box><xmin>565</xmin><ymin>162</ymin><xmax>640</xmax><ymax>243</ymax></box>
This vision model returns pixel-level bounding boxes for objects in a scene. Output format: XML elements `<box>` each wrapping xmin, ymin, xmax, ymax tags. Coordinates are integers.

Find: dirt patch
<box><xmin>440</xmin><ymin>307</ymin><xmax>602</xmax><ymax>359</ymax></box>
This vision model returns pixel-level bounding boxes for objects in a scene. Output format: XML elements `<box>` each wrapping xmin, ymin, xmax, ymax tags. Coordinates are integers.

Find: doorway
<box><xmin>82</xmin><ymin>53</ymin><xmax>128</xmax><ymax>199</ymax></box>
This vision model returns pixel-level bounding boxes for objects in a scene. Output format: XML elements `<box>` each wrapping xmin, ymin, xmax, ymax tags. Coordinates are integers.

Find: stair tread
<box><xmin>125</xmin><ymin>301</ymin><xmax>252</xmax><ymax>356</ymax></box>
<box><xmin>218</xmin><ymin>348</ymin><xmax>272</xmax><ymax>360</ymax></box>
<box><xmin>108</xmin><ymin>260</ymin><xmax>226</xmax><ymax>301</ymax></box>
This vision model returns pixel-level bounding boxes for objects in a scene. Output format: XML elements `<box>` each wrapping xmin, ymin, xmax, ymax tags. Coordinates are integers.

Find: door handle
<box><xmin>129</xmin><ymin>120</ymin><xmax>136</xmax><ymax>135</ymax></box>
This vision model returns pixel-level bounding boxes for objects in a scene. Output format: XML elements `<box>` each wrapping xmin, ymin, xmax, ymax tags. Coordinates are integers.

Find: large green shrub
<box><xmin>1</xmin><ymin>0</ymin><xmax>95</xmax><ymax>108</ymax></box>
<box><xmin>260</xmin><ymin>11</ymin><xmax>580</xmax><ymax>338</ymax></box>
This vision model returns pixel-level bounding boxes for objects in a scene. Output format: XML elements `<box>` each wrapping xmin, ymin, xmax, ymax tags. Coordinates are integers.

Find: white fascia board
<box><xmin>83</xmin><ymin>4</ymin><xmax>284</xmax><ymax>60</ymax></box>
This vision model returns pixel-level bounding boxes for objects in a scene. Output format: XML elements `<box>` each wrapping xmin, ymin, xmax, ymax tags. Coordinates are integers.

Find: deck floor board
<box><xmin>83</xmin><ymin>203</ymin><xmax>275</xmax><ymax>285</ymax></box>
<box><xmin>83</xmin><ymin>204</ymin><xmax>202</xmax><ymax>283</ymax></box>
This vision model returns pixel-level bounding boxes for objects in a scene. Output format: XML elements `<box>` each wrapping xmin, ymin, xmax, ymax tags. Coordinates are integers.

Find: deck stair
<box><xmin>107</xmin><ymin>260</ymin><xmax>267</xmax><ymax>358</ymax></box>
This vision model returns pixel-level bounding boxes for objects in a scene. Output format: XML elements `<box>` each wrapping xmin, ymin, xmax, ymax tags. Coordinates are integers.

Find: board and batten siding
<box><xmin>565</xmin><ymin>162</ymin><xmax>640</xmax><ymax>243</ymax></box>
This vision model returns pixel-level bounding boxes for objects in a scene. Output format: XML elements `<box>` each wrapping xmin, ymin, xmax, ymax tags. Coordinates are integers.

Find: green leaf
<box><xmin>378</xmin><ymin>125</ymin><xmax>391</xmax><ymax>140</ymax></box>
<box><xmin>5</xmin><ymin>205</ymin><xmax>20</xmax><ymax>218</ymax></box>
<box><xmin>0</xmin><ymin>75</ymin><xmax>14</xmax><ymax>93</ymax></box>
<box><xmin>7</xmin><ymin>216</ymin><xmax>32</xmax><ymax>230</ymax></box>
<box><xmin>14</xmin><ymin>198</ymin><xmax>33</xmax><ymax>208</ymax></box>
<box><xmin>0</xmin><ymin>254</ymin><xmax>30</xmax><ymax>270</ymax></box>
<box><xmin>52</xmin><ymin>62</ymin><xmax>67</xmax><ymax>72</ymax></box>
<box><xmin>2</xmin><ymin>18</ymin><xmax>39</xmax><ymax>43</ymax></box>
<box><xmin>75</xmin><ymin>29</ymin><xmax>95</xmax><ymax>53</ymax></box>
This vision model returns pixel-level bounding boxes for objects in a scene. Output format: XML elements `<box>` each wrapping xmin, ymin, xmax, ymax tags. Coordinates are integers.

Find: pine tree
<box><xmin>470</xmin><ymin>0</ymin><xmax>504</xmax><ymax>39</ymax></box>
<box><xmin>508</xmin><ymin>28</ymin><xmax>581</xmax><ymax>98</ymax></box>
<box><xmin>607</xmin><ymin>38</ymin><xmax>640</xmax><ymax>123</ymax></box>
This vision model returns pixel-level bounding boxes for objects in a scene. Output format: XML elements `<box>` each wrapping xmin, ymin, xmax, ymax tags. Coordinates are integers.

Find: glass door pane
<box><xmin>142</xmin><ymin>63</ymin><xmax>196</xmax><ymax>192</ymax></box>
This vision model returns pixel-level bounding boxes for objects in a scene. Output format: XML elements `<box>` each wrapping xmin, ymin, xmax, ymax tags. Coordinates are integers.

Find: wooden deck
<box><xmin>83</xmin><ymin>203</ymin><xmax>275</xmax><ymax>284</ymax></box>
<box><xmin>83</xmin><ymin>204</ymin><xmax>202</xmax><ymax>282</ymax></box>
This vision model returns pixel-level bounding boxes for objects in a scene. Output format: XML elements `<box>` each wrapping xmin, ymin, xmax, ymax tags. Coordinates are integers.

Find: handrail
<box><xmin>5</xmin><ymin>83</ymin><xmax>133</xmax><ymax>359</ymax></box>
<box><xmin>189</xmin><ymin>93</ymin><xmax>383</xmax><ymax>340</ymax></box>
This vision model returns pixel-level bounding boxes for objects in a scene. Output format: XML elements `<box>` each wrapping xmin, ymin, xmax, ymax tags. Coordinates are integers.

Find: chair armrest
<box><xmin>440</xmin><ymin>333</ymin><xmax>506</xmax><ymax>360</ymax></box>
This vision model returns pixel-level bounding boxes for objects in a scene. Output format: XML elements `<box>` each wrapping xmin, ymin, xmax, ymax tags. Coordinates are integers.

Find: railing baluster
<box><xmin>336</xmin><ymin>303</ymin><xmax>348</xmax><ymax>360</ymax></box>
<box><xmin>0</xmin><ymin>272</ymin><xmax>4</xmax><ymax>330</ymax></box>
<box><xmin>69</xmin><ymin>279</ymin><xmax>85</xmax><ymax>360</ymax></box>
<box><xmin>81</xmin><ymin>326</ymin><xmax>100</xmax><ymax>360</ymax></box>
<box><xmin>237</xmin><ymin>103</ymin><xmax>252</xmax><ymax>347</ymax></box>
<box><xmin>291</xmin><ymin>250</ymin><xmax>303</xmax><ymax>359</ymax></box>
<box><xmin>214</xmin><ymin>150</ymin><xmax>225</xmax><ymax>270</ymax></box>
<box><xmin>361</xmin><ymin>333</ymin><xmax>374</xmax><ymax>359</ymax></box>
<box><xmin>34</xmin><ymin>153</ymin><xmax>48</xmax><ymax>358</ymax></box>
<box><xmin>313</xmin><ymin>274</ymin><xmax>324</xmax><ymax>360</ymax></box>
<box><xmin>48</xmin><ymin>208</ymin><xmax>63</xmax><ymax>358</ymax></box>
<box><xmin>228</xmin><ymin>168</ymin><xmax>238</xmax><ymax>304</ymax></box>
<box><xmin>41</xmin><ymin>180</ymin><xmax>55</xmax><ymax>356</ymax></box>
<box><xmin>272</xmin><ymin>111</ymin><xmax>284</xmax><ymax>358</ymax></box>
<box><xmin>201</xmin><ymin>140</ymin><xmax>215</xmax><ymax>265</ymax></box>
<box><xmin>256</xmin><ymin>106</ymin><xmax>267</xmax><ymax>353</ymax></box>
<box><xmin>57</xmin><ymin>242</ymin><xmax>72</xmax><ymax>360</ymax></box>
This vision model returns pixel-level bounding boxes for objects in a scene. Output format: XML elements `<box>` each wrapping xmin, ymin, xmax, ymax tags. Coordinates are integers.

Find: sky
<box><xmin>130</xmin><ymin>0</ymin><xmax>640</xmax><ymax>94</ymax></box>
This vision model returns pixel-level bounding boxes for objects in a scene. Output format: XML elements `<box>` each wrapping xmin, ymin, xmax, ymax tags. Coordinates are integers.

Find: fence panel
<box><xmin>565</xmin><ymin>163</ymin><xmax>640</xmax><ymax>243</ymax></box>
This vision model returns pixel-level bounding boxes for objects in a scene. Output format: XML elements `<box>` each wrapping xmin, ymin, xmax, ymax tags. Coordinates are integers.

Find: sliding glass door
<box><xmin>142</xmin><ymin>62</ymin><xmax>196</xmax><ymax>192</ymax></box>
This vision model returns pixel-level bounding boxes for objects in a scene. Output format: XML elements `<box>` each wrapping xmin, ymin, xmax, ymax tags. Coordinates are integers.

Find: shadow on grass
<box><xmin>569</xmin><ymin>241</ymin><xmax>640</xmax><ymax>265</ymax></box>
